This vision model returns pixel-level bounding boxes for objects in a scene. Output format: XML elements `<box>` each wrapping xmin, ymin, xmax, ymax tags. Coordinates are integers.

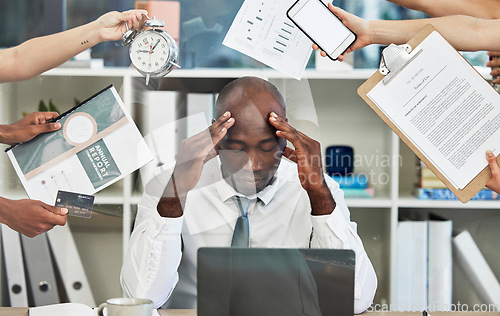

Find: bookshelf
<box><xmin>0</xmin><ymin>66</ymin><xmax>497</xmax><ymax>307</ymax></box>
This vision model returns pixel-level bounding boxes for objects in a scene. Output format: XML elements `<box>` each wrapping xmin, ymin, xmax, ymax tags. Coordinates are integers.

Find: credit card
<box><xmin>55</xmin><ymin>190</ymin><xmax>95</xmax><ymax>218</ymax></box>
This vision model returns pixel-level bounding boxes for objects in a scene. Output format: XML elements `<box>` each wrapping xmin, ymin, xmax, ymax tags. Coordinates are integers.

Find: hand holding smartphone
<box><xmin>287</xmin><ymin>0</ymin><xmax>356</xmax><ymax>61</ymax></box>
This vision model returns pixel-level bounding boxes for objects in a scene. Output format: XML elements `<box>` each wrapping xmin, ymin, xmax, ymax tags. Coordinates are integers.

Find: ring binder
<box><xmin>379</xmin><ymin>43</ymin><xmax>423</xmax><ymax>84</ymax></box>
<box><xmin>21</xmin><ymin>233</ymin><xmax>60</xmax><ymax>306</ymax></box>
<box><xmin>1</xmin><ymin>225</ymin><xmax>29</xmax><ymax>307</ymax></box>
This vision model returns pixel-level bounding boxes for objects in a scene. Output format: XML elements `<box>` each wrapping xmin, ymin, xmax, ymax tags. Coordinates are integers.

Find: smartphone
<box><xmin>287</xmin><ymin>0</ymin><xmax>356</xmax><ymax>60</ymax></box>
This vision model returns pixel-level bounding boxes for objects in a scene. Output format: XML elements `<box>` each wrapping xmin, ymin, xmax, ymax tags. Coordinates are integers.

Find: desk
<box><xmin>1</xmin><ymin>309</ymin><xmax>499</xmax><ymax>316</ymax></box>
<box><xmin>0</xmin><ymin>308</ymin><xmax>197</xmax><ymax>316</ymax></box>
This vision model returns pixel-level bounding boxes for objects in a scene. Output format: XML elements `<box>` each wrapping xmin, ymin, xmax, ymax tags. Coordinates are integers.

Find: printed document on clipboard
<box><xmin>358</xmin><ymin>25</ymin><xmax>500</xmax><ymax>203</ymax></box>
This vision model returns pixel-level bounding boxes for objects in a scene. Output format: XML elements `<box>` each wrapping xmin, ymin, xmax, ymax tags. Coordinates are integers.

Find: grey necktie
<box><xmin>231</xmin><ymin>196</ymin><xmax>251</xmax><ymax>247</ymax></box>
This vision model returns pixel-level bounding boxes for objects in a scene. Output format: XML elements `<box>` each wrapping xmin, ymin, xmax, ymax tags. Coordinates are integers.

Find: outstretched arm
<box><xmin>0</xmin><ymin>112</ymin><xmax>62</xmax><ymax>145</ymax></box>
<box><xmin>0</xmin><ymin>197</ymin><xmax>67</xmax><ymax>237</ymax></box>
<box><xmin>314</xmin><ymin>4</ymin><xmax>500</xmax><ymax>60</ymax></box>
<box><xmin>386</xmin><ymin>0</ymin><xmax>500</xmax><ymax>19</ymax></box>
<box><xmin>0</xmin><ymin>9</ymin><xmax>146</xmax><ymax>83</ymax></box>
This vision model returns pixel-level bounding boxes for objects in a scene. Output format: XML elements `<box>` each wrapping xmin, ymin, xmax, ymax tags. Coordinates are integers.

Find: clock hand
<box><xmin>152</xmin><ymin>39</ymin><xmax>161</xmax><ymax>51</ymax></box>
<box><xmin>148</xmin><ymin>45</ymin><xmax>152</xmax><ymax>70</ymax></box>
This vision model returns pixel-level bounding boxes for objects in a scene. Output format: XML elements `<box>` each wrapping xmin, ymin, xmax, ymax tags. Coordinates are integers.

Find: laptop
<box><xmin>197</xmin><ymin>248</ymin><xmax>355</xmax><ymax>316</ymax></box>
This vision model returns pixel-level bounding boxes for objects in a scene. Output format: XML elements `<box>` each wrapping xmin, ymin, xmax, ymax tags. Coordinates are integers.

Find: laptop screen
<box><xmin>197</xmin><ymin>248</ymin><xmax>355</xmax><ymax>316</ymax></box>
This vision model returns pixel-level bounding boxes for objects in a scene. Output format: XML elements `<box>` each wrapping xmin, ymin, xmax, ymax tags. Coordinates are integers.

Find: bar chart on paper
<box><xmin>266</xmin><ymin>19</ymin><xmax>296</xmax><ymax>56</ymax></box>
<box><xmin>223</xmin><ymin>0</ymin><xmax>313</xmax><ymax>79</ymax></box>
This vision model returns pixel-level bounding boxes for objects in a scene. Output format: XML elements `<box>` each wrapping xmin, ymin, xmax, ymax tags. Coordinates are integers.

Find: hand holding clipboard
<box><xmin>358</xmin><ymin>25</ymin><xmax>500</xmax><ymax>203</ymax></box>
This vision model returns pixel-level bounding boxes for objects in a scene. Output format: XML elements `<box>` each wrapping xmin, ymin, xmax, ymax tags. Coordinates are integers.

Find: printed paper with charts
<box><xmin>223</xmin><ymin>0</ymin><xmax>313</xmax><ymax>80</ymax></box>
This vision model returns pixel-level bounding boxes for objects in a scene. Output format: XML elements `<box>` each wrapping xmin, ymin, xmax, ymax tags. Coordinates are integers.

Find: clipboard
<box><xmin>357</xmin><ymin>24</ymin><xmax>500</xmax><ymax>203</ymax></box>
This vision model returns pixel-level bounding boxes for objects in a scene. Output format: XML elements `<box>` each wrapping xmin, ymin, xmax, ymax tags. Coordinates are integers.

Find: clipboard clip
<box><xmin>379</xmin><ymin>43</ymin><xmax>423</xmax><ymax>85</ymax></box>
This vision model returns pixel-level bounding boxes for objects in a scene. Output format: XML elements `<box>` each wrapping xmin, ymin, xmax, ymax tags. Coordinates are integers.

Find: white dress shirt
<box><xmin>120</xmin><ymin>158</ymin><xmax>377</xmax><ymax>314</ymax></box>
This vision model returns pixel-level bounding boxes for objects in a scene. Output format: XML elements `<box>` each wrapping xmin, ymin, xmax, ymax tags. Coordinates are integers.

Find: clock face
<box><xmin>129</xmin><ymin>31</ymin><xmax>171</xmax><ymax>74</ymax></box>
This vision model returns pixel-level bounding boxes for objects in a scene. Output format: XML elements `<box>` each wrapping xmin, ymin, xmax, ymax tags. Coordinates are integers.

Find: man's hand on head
<box><xmin>157</xmin><ymin>112</ymin><xmax>235</xmax><ymax>217</ymax></box>
<box><xmin>268</xmin><ymin>112</ymin><xmax>335</xmax><ymax>215</ymax></box>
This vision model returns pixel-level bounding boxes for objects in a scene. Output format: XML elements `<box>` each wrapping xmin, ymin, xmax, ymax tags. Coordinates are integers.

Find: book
<box><xmin>419</xmin><ymin>177</ymin><xmax>447</xmax><ymax>189</ymax></box>
<box><xmin>330</xmin><ymin>174</ymin><xmax>368</xmax><ymax>189</ymax></box>
<box><xmin>395</xmin><ymin>217</ymin><xmax>454</xmax><ymax>312</ymax></box>
<box><xmin>395</xmin><ymin>221</ymin><xmax>428</xmax><ymax>311</ymax></box>
<box><xmin>427</xmin><ymin>219</ymin><xmax>452</xmax><ymax>311</ymax></box>
<box><xmin>6</xmin><ymin>85</ymin><xmax>153</xmax><ymax>205</ymax></box>
<box><xmin>453</xmin><ymin>231</ymin><xmax>500</xmax><ymax>308</ymax></box>
<box><xmin>29</xmin><ymin>303</ymin><xmax>93</xmax><ymax>316</ymax></box>
<box><xmin>418</xmin><ymin>163</ymin><xmax>447</xmax><ymax>188</ymax></box>
<box><xmin>342</xmin><ymin>187</ymin><xmax>374</xmax><ymax>199</ymax></box>
<box><xmin>419</xmin><ymin>165</ymin><xmax>437</xmax><ymax>179</ymax></box>
<box><xmin>416</xmin><ymin>188</ymin><xmax>500</xmax><ymax>200</ymax></box>
<box><xmin>28</xmin><ymin>302</ymin><xmax>161</xmax><ymax>316</ymax></box>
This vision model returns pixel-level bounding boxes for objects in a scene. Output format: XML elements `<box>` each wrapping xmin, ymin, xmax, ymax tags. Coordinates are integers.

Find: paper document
<box><xmin>367</xmin><ymin>31</ymin><xmax>500</xmax><ymax>189</ymax></box>
<box><xmin>6</xmin><ymin>85</ymin><xmax>153</xmax><ymax>204</ymax></box>
<box><xmin>223</xmin><ymin>0</ymin><xmax>313</xmax><ymax>79</ymax></box>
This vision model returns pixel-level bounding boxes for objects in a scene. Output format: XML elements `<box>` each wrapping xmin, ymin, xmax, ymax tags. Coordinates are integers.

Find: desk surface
<box><xmin>1</xmin><ymin>308</ymin><xmax>499</xmax><ymax>316</ymax></box>
<box><xmin>0</xmin><ymin>308</ymin><xmax>197</xmax><ymax>316</ymax></box>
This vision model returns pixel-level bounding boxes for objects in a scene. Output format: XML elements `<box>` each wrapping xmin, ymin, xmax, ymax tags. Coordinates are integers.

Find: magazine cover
<box><xmin>6</xmin><ymin>85</ymin><xmax>153</xmax><ymax>204</ymax></box>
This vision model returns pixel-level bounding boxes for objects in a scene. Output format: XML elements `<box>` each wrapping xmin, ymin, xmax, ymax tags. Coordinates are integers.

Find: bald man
<box><xmin>120</xmin><ymin>77</ymin><xmax>377</xmax><ymax>313</ymax></box>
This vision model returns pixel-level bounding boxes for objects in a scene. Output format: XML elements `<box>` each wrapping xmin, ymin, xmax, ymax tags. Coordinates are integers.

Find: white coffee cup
<box><xmin>97</xmin><ymin>297</ymin><xmax>153</xmax><ymax>316</ymax></box>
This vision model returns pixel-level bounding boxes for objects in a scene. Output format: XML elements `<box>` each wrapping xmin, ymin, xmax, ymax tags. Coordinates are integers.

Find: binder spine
<box><xmin>20</xmin><ymin>233</ymin><xmax>60</xmax><ymax>306</ymax></box>
<box><xmin>1</xmin><ymin>225</ymin><xmax>28</xmax><ymax>307</ymax></box>
<box><xmin>47</xmin><ymin>225</ymin><xmax>96</xmax><ymax>307</ymax></box>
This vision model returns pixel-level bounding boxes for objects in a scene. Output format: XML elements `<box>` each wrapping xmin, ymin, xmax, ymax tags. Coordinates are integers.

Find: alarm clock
<box><xmin>122</xmin><ymin>15</ymin><xmax>180</xmax><ymax>85</ymax></box>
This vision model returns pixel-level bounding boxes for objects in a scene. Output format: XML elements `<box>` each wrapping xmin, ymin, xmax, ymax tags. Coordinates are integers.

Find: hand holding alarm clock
<box><xmin>122</xmin><ymin>13</ymin><xmax>180</xmax><ymax>85</ymax></box>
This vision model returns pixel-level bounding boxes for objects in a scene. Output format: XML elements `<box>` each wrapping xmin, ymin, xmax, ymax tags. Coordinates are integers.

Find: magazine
<box><xmin>6</xmin><ymin>85</ymin><xmax>153</xmax><ymax>204</ymax></box>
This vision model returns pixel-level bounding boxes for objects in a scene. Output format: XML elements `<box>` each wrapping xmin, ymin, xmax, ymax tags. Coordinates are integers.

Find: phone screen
<box><xmin>292</xmin><ymin>0</ymin><xmax>351</xmax><ymax>55</ymax></box>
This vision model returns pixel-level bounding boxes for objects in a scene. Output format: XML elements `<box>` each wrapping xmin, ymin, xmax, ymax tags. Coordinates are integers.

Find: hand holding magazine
<box><xmin>6</xmin><ymin>85</ymin><xmax>153</xmax><ymax>205</ymax></box>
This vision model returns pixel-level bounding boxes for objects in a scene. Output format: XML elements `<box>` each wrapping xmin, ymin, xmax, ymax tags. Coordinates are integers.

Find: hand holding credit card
<box><xmin>55</xmin><ymin>190</ymin><xmax>95</xmax><ymax>218</ymax></box>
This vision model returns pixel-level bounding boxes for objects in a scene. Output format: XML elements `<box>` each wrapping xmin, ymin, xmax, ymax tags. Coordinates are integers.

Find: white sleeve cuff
<box><xmin>152</xmin><ymin>211</ymin><xmax>184</xmax><ymax>237</ymax></box>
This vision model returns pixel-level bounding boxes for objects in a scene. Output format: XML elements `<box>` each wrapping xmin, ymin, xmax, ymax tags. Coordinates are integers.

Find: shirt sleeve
<box><xmin>309</xmin><ymin>177</ymin><xmax>378</xmax><ymax>314</ymax></box>
<box><xmin>120</xmin><ymin>166</ymin><xmax>184</xmax><ymax>309</ymax></box>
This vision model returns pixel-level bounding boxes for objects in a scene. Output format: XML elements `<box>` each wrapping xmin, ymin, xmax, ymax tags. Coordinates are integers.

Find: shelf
<box><xmin>346</xmin><ymin>198</ymin><xmax>393</xmax><ymax>208</ymax></box>
<box><xmin>93</xmin><ymin>193</ymin><xmax>127</xmax><ymax>205</ymax></box>
<box><xmin>398</xmin><ymin>197</ymin><xmax>500</xmax><ymax>209</ymax></box>
<box><xmin>67</xmin><ymin>211</ymin><xmax>122</xmax><ymax>231</ymax></box>
<box><xmin>42</xmin><ymin>67</ymin><xmax>134</xmax><ymax>77</ymax></box>
<box><xmin>42</xmin><ymin>66</ymin><xmax>493</xmax><ymax>80</ymax></box>
<box><xmin>43</xmin><ymin>66</ymin><xmax>376</xmax><ymax>79</ymax></box>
